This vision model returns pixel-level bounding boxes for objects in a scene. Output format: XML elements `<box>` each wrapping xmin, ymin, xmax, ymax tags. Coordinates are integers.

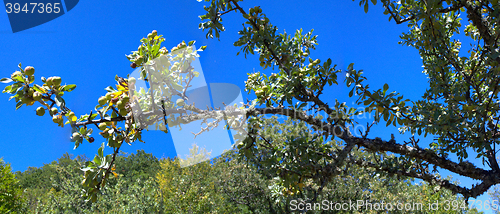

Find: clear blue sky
<box><xmin>0</xmin><ymin>0</ymin><xmax>494</xmax><ymax>212</ymax></box>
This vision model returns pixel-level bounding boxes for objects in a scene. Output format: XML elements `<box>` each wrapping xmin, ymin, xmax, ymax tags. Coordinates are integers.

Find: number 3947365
<box><xmin>5</xmin><ymin>3</ymin><xmax>61</xmax><ymax>14</ymax></box>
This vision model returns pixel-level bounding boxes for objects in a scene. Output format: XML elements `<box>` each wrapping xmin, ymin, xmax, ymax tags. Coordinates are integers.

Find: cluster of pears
<box><xmin>44</xmin><ymin>76</ymin><xmax>62</xmax><ymax>88</ymax></box>
<box><xmin>307</xmin><ymin>58</ymin><xmax>321</xmax><ymax>68</ymax></box>
<box><xmin>147</xmin><ymin>30</ymin><xmax>158</xmax><ymax>40</ymax></box>
<box><xmin>246</xmin><ymin>72</ymin><xmax>270</xmax><ymax>99</ymax></box>
<box><xmin>170</xmin><ymin>41</ymin><xmax>187</xmax><ymax>53</ymax></box>
<box><xmin>255</xmin><ymin>85</ymin><xmax>269</xmax><ymax>98</ymax></box>
<box><xmin>97</xmin><ymin>92</ymin><xmax>130</xmax><ymax>116</ymax></box>
<box><xmin>249</xmin><ymin>6</ymin><xmax>262</xmax><ymax>14</ymax></box>
<box><xmin>13</xmin><ymin>66</ymin><xmax>43</xmax><ymax>106</ymax></box>
<box><xmin>50</xmin><ymin>108</ymin><xmax>64</xmax><ymax>126</ymax></box>
<box><xmin>129</xmin><ymin>30</ymin><xmax>169</xmax><ymax>69</ymax></box>
<box><xmin>129</xmin><ymin>30</ymin><xmax>157</xmax><ymax>68</ymax></box>
<box><xmin>36</xmin><ymin>106</ymin><xmax>65</xmax><ymax>126</ymax></box>
<box><xmin>98</xmin><ymin>121</ymin><xmax>124</xmax><ymax>145</ymax></box>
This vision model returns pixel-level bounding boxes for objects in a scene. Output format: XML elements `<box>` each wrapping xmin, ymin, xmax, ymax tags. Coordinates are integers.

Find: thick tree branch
<box><xmin>351</xmin><ymin>158</ymin><xmax>492</xmax><ymax>198</ymax></box>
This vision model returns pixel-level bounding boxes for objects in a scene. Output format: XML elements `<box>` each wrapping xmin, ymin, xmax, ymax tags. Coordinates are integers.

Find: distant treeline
<box><xmin>0</xmin><ymin>149</ymin><xmax>484</xmax><ymax>213</ymax></box>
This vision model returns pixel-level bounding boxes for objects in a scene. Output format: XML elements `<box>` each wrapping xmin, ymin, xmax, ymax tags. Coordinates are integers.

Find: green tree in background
<box><xmin>0</xmin><ymin>158</ymin><xmax>23</xmax><ymax>213</ymax></box>
<box><xmin>16</xmin><ymin>151</ymin><xmax>164</xmax><ymax>213</ymax></box>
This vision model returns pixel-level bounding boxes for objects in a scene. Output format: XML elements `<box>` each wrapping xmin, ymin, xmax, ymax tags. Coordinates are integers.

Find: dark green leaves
<box><xmin>54</xmin><ymin>95</ymin><xmax>65</xmax><ymax>107</ymax></box>
<box><xmin>383</xmin><ymin>83</ymin><xmax>389</xmax><ymax>92</ymax></box>
<box><xmin>356</xmin><ymin>0</ymin><xmax>377</xmax><ymax>13</ymax></box>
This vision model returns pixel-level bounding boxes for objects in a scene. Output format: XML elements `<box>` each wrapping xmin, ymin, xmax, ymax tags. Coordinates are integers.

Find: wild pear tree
<box><xmin>195</xmin><ymin>0</ymin><xmax>500</xmax><ymax>200</ymax></box>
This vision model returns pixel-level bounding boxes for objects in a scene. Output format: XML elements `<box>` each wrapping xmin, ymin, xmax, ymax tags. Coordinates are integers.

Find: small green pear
<box><xmin>21</xmin><ymin>96</ymin><xmax>33</xmax><ymax>104</ymax></box>
<box><xmin>24</xmin><ymin>66</ymin><xmax>35</xmax><ymax>76</ymax></box>
<box><xmin>52</xmin><ymin>115</ymin><xmax>60</xmax><ymax>124</ymax></box>
<box><xmin>119</xmin><ymin>108</ymin><xmax>128</xmax><ymax>116</ymax></box>
<box><xmin>122</xmin><ymin>95</ymin><xmax>130</xmax><ymax>103</ymax></box>
<box><xmin>105</xmin><ymin>92</ymin><xmax>114</xmax><ymax>100</ymax></box>
<box><xmin>68</xmin><ymin>112</ymin><xmax>75</xmax><ymax>119</ymax></box>
<box><xmin>98</xmin><ymin>123</ymin><xmax>107</xmax><ymax>131</ymax></box>
<box><xmin>72</xmin><ymin>132</ymin><xmax>82</xmax><ymax>141</ymax></box>
<box><xmin>11</xmin><ymin>71</ymin><xmax>22</xmax><ymax>80</ymax></box>
<box><xmin>98</xmin><ymin>96</ymin><xmax>107</xmax><ymax>105</ymax></box>
<box><xmin>117</xmin><ymin>100</ymin><xmax>124</xmax><ymax>109</ymax></box>
<box><xmin>27</xmin><ymin>88</ymin><xmax>34</xmax><ymax>97</ymax></box>
<box><xmin>32</xmin><ymin>92</ymin><xmax>42</xmax><ymax>101</ymax></box>
<box><xmin>36</xmin><ymin>107</ymin><xmax>45</xmax><ymax>116</ymax></box>
<box><xmin>128</xmin><ymin>77</ymin><xmax>136</xmax><ymax>85</ymax></box>
<box><xmin>100</xmin><ymin>129</ymin><xmax>110</xmax><ymax>138</ymax></box>
<box><xmin>176</xmin><ymin>99</ymin><xmax>185</xmax><ymax>107</ymax></box>
<box><xmin>135</xmin><ymin>56</ymin><xmax>144</xmax><ymax>65</ymax></box>
<box><xmin>52</xmin><ymin>77</ymin><xmax>62</xmax><ymax>86</ymax></box>
<box><xmin>50</xmin><ymin>107</ymin><xmax>58</xmax><ymax>115</ymax></box>
<box><xmin>46</xmin><ymin>77</ymin><xmax>53</xmax><ymax>86</ymax></box>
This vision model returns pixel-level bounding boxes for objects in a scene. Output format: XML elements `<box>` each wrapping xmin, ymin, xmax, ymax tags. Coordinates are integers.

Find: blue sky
<box><xmin>0</xmin><ymin>0</ymin><xmax>495</xmax><ymax>212</ymax></box>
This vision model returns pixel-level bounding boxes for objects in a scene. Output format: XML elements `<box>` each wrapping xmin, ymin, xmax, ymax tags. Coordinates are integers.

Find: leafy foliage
<box><xmin>0</xmin><ymin>158</ymin><xmax>24</xmax><ymax>213</ymax></box>
<box><xmin>16</xmin><ymin>151</ymin><xmax>164</xmax><ymax>213</ymax></box>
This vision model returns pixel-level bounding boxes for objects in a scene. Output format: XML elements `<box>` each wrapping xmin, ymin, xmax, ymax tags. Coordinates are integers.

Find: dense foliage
<box><xmin>15</xmin><ymin>151</ymin><xmax>163</xmax><ymax>213</ymax></box>
<box><xmin>1</xmin><ymin>149</ymin><xmax>482</xmax><ymax>213</ymax></box>
<box><xmin>0</xmin><ymin>158</ymin><xmax>24</xmax><ymax>213</ymax></box>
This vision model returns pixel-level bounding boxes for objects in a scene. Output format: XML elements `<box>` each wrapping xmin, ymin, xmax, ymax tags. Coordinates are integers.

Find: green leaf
<box><xmin>105</xmin><ymin>86</ymin><xmax>116</xmax><ymax>92</ymax></box>
<box><xmin>188</xmin><ymin>40</ymin><xmax>195</xmax><ymax>46</ymax></box>
<box><xmin>364</xmin><ymin>2</ymin><xmax>369</xmax><ymax>13</ymax></box>
<box><xmin>11</xmin><ymin>75</ymin><xmax>24</xmax><ymax>83</ymax></box>
<box><xmin>81</xmin><ymin>167</ymin><xmax>92</xmax><ymax>172</ymax></box>
<box><xmin>15</xmin><ymin>101</ymin><xmax>23</xmax><ymax>110</ymax></box>
<box><xmin>32</xmin><ymin>84</ymin><xmax>45</xmax><ymax>94</ymax></box>
<box><xmin>363</xmin><ymin>99</ymin><xmax>372</xmax><ymax>105</ymax></box>
<box><xmin>62</xmin><ymin>84</ymin><xmax>77</xmax><ymax>92</ymax></box>
<box><xmin>172</xmin><ymin>82</ymin><xmax>183</xmax><ymax>91</ymax></box>
<box><xmin>55</xmin><ymin>95</ymin><xmax>65</xmax><ymax>107</ymax></box>
<box><xmin>93</xmin><ymin>156</ymin><xmax>102</xmax><ymax>170</ymax></box>
<box><xmin>347</xmin><ymin>63</ymin><xmax>354</xmax><ymax>71</ymax></box>
<box><xmin>3</xmin><ymin>85</ymin><xmax>11</xmax><ymax>93</ymax></box>
<box><xmin>0</xmin><ymin>78</ymin><xmax>12</xmax><ymax>83</ymax></box>
<box><xmin>371</xmin><ymin>0</ymin><xmax>377</xmax><ymax>5</ymax></box>
<box><xmin>383</xmin><ymin>83</ymin><xmax>389</xmax><ymax>92</ymax></box>
<box><xmin>98</xmin><ymin>143</ymin><xmax>104</xmax><ymax>158</ymax></box>
<box><xmin>88</xmin><ymin>113</ymin><xmax>98</xmax><ymax>121</ymax></box>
